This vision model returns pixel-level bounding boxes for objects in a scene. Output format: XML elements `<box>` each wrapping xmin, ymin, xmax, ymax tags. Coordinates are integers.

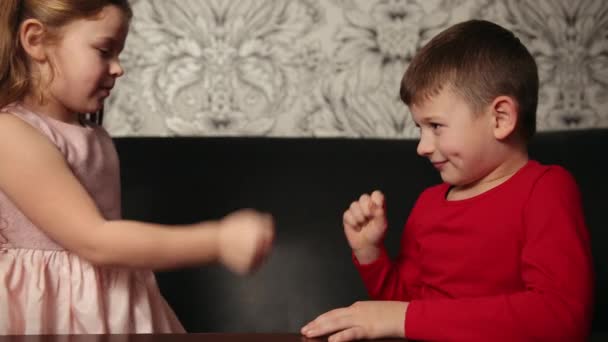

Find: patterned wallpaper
<box><xmin>105</xmin><ymin>0</ymin><xmax>608</xmax><ymax>138</ymax></box>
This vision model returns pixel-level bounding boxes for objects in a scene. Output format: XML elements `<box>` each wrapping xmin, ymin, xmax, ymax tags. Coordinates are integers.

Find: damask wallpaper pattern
<box><xmin>105</xmin><ymin>0</ymin><xmax>608</xmax><ymax>137</ymax></box>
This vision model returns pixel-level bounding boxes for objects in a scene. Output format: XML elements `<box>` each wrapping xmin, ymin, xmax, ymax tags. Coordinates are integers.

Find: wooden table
<box><xmin>2</xmin><ymin>333</ymin><xmax>607</xmax><ymax>341</ymax></box>
<box><xmin>0</xmin><ymin>334</ymin><xmax>404</xmax><ymax>342</ymax></box>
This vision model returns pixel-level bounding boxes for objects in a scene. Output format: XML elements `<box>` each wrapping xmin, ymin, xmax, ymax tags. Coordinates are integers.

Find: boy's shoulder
<box><xmin>498</xmin><ymin>160</ymin><xmax>580</xmax><ymax>202</ymax></box>
<box><xmin>416</xmin><ymin>160</ymin><xmax>578</xmax><ymax>202</ymax></box>
<box><xmin>522</xmin><ymin>159</ymin><xmax>575</xmax><ymax>184</ymax></box>
<box><xmin>526</xmin><ymin>160</ymin><xmax>580</xmax><ymax>197</ymax></box>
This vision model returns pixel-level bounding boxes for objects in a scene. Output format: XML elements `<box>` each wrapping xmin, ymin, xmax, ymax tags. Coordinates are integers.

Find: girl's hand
<box><xmin>217</xmin><ymin>209</ymin><xmax>275</xmax><ymax>275</ymax></box>
<box><xmin>343</xmin><ymin>191</ymin><xmax>387</xmax><ymax>263</ymax></box>
<box><xmin>301</xmin><ymin>301</ymin><xmax>408</xmax><ymax>342</ymax></box>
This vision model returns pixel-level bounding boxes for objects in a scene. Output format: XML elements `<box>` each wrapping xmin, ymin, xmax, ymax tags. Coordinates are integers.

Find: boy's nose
<box><xmin>416</xmin><ymin>134</ymin><xmax>434</xmax><ymax>157</ymax></box>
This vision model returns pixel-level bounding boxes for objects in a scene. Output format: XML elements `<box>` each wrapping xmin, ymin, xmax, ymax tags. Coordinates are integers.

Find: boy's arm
<box><xmin>303</xmin><ymin>168</ymin><xmax>592</xmax><ymax>342</ymax></box>
<box><xmin>405</xmin><ymin>168</ymin><xmax>593</xmax><ymax>342</ymax></box>
<box><xmin>353</xmin><ymin>224</ymin><xmax>419</xmax><ymax>302</ymax></box>
<box><xmin>353</xmin><ymin>192</ymin><xmax>426</xmax><ymax>301</ymax></box>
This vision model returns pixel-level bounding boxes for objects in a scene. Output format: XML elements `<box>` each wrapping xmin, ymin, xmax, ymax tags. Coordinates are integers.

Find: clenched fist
<box><xmin>343</xmin><ymin>190</ymin><xmax>387</xmax><ymax>264</ymax></box>
<box><xmin>217</xmin><ymin>209</ymin><xmax>275</xmax><ymax>275</ymax></box>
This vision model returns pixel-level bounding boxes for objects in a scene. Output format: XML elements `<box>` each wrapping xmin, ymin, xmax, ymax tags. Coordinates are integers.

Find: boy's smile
<box><xmin>412</xmin><ymin>88</ymin><xmax>483</xmax><ymax>177</ymax></box>
<box><xmin>411</xmin><ymin>88</ymin><xmax>518</xmax><ymax>198</ymax></box>
<box><xmin>431</xmin><ymin>160</ymin><xmax>448</xmax><ymax>171</ymax></box>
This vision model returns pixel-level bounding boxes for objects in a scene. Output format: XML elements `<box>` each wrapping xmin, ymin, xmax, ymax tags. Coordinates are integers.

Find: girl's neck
<box><xmin>21</xmin><ymin>94</ymin><xmax>79</xmax><ymax>124</ymax></box>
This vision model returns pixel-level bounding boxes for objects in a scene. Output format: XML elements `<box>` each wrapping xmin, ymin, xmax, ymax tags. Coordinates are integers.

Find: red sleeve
<box><xmin>405</xmin><ymin>167</ymin><xmax>594</xmax><ymax>342</ymax></box>
<box><xmin>354</xmin><ymin>191</ymin><xmax>426</xmax><ymax>301</ymax></box>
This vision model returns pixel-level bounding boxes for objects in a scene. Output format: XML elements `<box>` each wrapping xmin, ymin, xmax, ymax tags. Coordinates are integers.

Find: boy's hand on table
<box><xmin>301</xmin><ymin>301</ymin><xmax>408</xmax><ymax>342</ymax></box>
<box><xmin>343</xmin><ymin>190</ymin><xmax>387</xmax><ymax>264</ymax></box>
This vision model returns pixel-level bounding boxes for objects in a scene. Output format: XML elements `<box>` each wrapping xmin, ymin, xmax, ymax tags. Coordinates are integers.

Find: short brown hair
<box><xmin>400</xmin><ymin>20</ymin><xmax>539</xmax><ymax>142</ymax></box>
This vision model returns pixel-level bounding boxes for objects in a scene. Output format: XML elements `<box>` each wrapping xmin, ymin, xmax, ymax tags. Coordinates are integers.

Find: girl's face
<box><xmin>43</xmin><ymin>5</ymin><xmax>129</xmax><ymax>118</ymax></box>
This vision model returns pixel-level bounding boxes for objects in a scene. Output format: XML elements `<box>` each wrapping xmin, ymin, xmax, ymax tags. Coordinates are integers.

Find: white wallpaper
<box><xmin>105</xmin><ymin>0</ymin><xmax>608</xmax><ymax>137</ymax></box>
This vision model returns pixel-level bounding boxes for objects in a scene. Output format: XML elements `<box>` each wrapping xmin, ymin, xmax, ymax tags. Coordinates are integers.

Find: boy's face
<box><xmin>411</xmin><ymin>88</ymin><xmax>499</xmax><ymax>188</ymax></box>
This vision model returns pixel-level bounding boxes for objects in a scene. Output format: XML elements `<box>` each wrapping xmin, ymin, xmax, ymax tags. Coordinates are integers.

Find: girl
<box><xmin>0</xmin><ymin>0</ymin><xmax>274</xmax><ymax>334</ymax></box>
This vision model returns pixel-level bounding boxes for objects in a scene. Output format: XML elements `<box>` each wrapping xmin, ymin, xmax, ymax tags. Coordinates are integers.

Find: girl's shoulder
<box><xmin>0</xmin><ymin>109</ymin><xmax>49</xmax><ymax>142</ymax></box>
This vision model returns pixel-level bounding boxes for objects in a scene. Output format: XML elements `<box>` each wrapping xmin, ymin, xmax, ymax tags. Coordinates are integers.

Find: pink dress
<box><xmin>0</xmin><ymin>103</ymin><xmax>185</xmax><ymax>334</ymax></box>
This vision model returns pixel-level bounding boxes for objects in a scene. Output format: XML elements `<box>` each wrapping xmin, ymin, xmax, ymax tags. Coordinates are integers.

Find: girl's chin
<box><xmin>86</xmin><ymin>99</ymin><xmax>105</xmax><ymax>112</ymax></box>
<box><xmin>74</xmin><ymin>105</ymin><xmax>103</xmax><ymax>115</ymax></box>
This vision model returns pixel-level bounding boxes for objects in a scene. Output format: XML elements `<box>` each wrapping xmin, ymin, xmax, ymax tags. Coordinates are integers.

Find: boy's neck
<box><xmin>447</xmin><ymin>147</ymin><xmax>529</xmax><ymax>201</ymax></box>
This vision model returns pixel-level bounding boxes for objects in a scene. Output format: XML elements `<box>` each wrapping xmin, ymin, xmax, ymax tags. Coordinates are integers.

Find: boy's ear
<box><xmin>489</xmin><ymin>96</ymin><xmax>518</xmax><ymax>140</ymax></box>
<box><xmin>19</xmin><ymin>19</ymin><xmax>48</xmax><ymax>62</ymax></box>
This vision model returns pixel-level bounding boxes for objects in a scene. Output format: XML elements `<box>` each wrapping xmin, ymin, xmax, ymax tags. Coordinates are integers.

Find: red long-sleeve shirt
<box><xmin>355</xmin><ymin>160</ymin><xmax>593</xmax><ymax>342</ymax></box>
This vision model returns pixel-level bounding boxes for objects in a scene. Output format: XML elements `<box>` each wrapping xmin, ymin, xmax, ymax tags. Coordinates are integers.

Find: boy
<box><xmin>301</xmin><ymin>20</ymin><xmax>593</xmax><ymax>342</ymax></box>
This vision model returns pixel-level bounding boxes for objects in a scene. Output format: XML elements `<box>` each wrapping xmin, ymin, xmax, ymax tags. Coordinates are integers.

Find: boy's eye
<box><xmin>430</xmin><ymin>123</ymin><xmax>441</xmax><ymax>130</ymax></box>
<box><xmin>97</xmin><ymin>48</ymin><xmax>111</xmax><ymax>56</ymax></box>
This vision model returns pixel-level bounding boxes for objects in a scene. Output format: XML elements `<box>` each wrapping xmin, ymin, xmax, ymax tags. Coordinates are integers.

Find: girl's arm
<box><xmin>0</xmin><ymin>114</ymin><xmax>273</xmax><ymax>271</ymax></box>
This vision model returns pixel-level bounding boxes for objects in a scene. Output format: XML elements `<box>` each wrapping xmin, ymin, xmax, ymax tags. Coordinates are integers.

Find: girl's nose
<box><xmin>110</xmin><ymin>59</ymin><xmax>124</xmax><ymax>78</ymax></box>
